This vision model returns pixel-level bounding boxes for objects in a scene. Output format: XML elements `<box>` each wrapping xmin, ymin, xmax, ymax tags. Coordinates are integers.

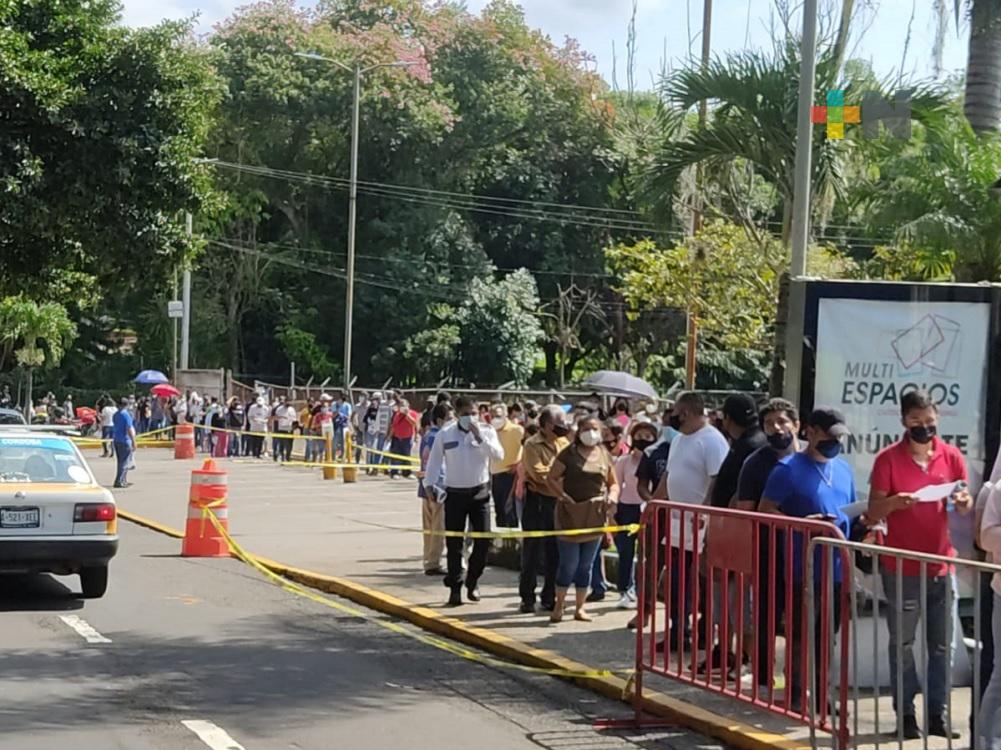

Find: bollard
<box><xmin>323</xmin><ymin>433</ymin><xmax>337</xmax><ymax>480</ymax></box>
<box><xmin>342</xmin><ymin>431</ymin><xmax>358</xmax><ymax>483</ymax></box>
<box><xmin>174</xmin><ymin>423</ymin><xmax>196</xmax><ymax>460</ymax></box>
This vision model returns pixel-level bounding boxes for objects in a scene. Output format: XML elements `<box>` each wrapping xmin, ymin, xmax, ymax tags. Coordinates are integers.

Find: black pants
<box><xmin>250</xmin><ymin>434</ymin><xmax>264</xmax><ymax>458</ymax></box>
<box><xmin>974</xmin><ymin>570</ymin><xmax>996</xmax><ymax>735</ymax></box>
<box><xmin>519</xmin><ymin>491</ymin><xmax>557</xmax><ymax>608</ymax></box>
<box><xmin>491</xmin><ymin>471</ymin><xmax>517</xmax><ymax>528</ymax></box>
<box><xmin>444</xmin><ymin>484</ymin><xmax>490</xmax><ymax>590</ymax></box>
<box><xmin>755</xmin><ymin>528</ymin><xmax>786</xmax><ymax>688</ymax></box>
<box><xmin>273</xmin><ymin>431</ymin><xmax>292</xmax><ymax>461</ymax></box>
<box><xmin>790</xmin><ymin>581</ymin><xmax>843</xmax><ymax>709</ymax></box>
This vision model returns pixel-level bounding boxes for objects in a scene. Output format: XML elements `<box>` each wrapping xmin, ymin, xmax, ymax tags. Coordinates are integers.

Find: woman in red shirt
<box><xmin>389</xmin><ymin>395</ymin><xmax>419</xmax><ymax>479</ymax></box>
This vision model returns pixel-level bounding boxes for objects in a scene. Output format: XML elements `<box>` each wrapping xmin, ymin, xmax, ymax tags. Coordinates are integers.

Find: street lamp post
<box><xmin>295</xmin><ymin>53</ymin><xmax>415</xmax><ymax>395</ymax></box>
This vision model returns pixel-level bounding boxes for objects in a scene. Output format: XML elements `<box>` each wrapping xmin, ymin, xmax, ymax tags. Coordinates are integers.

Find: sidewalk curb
<box><xmin>119</xmin><ymin>508</ymin><xmax>808</xmax><ymax>750</ymax></box>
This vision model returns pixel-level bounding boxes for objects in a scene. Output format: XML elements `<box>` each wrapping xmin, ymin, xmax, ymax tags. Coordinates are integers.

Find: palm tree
<box><xmin>936</xmin><ymin>0</ymin><xmax>1001</xmax><ymax>132</ymax></box>
<box><xmin>0</xmin><ymin>297</ymin><xmax>76</xmax><ymax>411</ymax></box>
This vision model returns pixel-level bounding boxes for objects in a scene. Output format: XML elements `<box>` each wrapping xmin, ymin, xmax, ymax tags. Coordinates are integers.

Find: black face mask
<box><xmin>552</xmin><ymin>424</ymin><xmax>570</xmax><ymax>437</ymax></box>
<box><xmin>767</xmin><ymin>432</ymin><xmax>794</xmax><ymax>451</ymax></box>
<box><xmin>669</xmin><ymin>415</ymin><xmax>683</xmax><ymax>430</ymax></box>
<box><xmin>908</xmin><ymin>424</ymin><xmax>937</xmax><ymax>444</ymax></box>
<box><xmin>632</xmin><ymin>438</ymin><xmax>654</xmax><ymax>453</ymax></box>
<box><xmin>816</xmin><ymin>439</ymin><xmax>842</xmax><ymax>459</ymax></box>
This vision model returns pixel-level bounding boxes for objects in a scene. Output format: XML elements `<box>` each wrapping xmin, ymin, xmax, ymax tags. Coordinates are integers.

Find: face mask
<box><xmin>458</xmin><ymin>415</ymin><xmax>474</xmax><ymax>430</ymax></box>
<box><xmin>632</xmin><ymin>438</ymin><xmax>654</xmax><ymax>453</ymax></box>
<box><xmin>660</xmin><ymin>425</ymin><xmax>679</xmax><ymax>443</ymax></box>
<box><xmin>816</xmin><ymin>439</ymin><xmax>842</xmax><ymax>459</ymax></box>
<box><xmin>579</xmin><ymin>429</ymin><xmax>602</xmax><ymax>447</ymax></box>
<box><xmin>669</xmin><ymin>415</ymin><xmax>683</xmax><ymax>430</ymax></box>
<box><xmin>767</xmin><ymin>432</ymin><xmax>794</xmax><ymax>451</ymax></box>
<box><xmin>908</xmin><ymin>424</ymin><xmax>937</xmax><ymax>444</ymax></box>
<box><xmin>491</xmin><ymin>417</ymin><xmax>505</xmax><ymax>430</ymax></box>
<box><xmin>552</xmin><ymin>424</ymin><xmax>570</xmax><ymax>437</ymax></box>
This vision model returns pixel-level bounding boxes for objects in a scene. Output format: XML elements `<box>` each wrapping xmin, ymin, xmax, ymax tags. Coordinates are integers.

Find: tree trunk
<box><xmin>965</xmin><ymin>0</ymin><xmax>1001</xmax><ymax>133</ymax></box>
<box><xmin>831</xmin><ymin>0</ymin><xmax>855</xmax><ymax>75</ymax></box>
<box><xmin>544</xmin><ymin>343</ymin><xmax>558</xmax><ymax>386</ymax></box>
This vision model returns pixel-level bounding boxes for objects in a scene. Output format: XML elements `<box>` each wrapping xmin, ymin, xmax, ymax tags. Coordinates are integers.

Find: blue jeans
<box><xmin>556</xmin><ymin>538</ymin><xmax>601</xmax><ymax>589</ymax></box>
<box><xmin>591</xmin><ymin>549</ymin><xmax>606</xmax><ymax>595</ymax></box>
<box><xmin>615</xmin><ymin>504</ymin><xmax>642</xmax><ymax>593</ymax></box>
<box><xmin>334</xmin><ymin>426</ymin><xmax>346</xmax><ymax>457</ymax></box>
<box><xmin>101</xmin><ymin>426</ymin><xmax>114</xmax><ymax>456</ymax></box>
<box><xmin>881</xmin><ymin>571</ymin><xmax>956</xmax><ymax>719</ymax></box>
<box><xmin>113</xmin><ymin>441</ymin><xmax>132</xmax><ymax>487</ymax></box>
<box><xmin>979</xmin><ymin>592</ymin><xmax>1001</xmax><ymax>749</ymax></box>
<box><xmin>389</xmin><ymin>436</ymin><xmax>413</xmax><ymax>477</ymax></box>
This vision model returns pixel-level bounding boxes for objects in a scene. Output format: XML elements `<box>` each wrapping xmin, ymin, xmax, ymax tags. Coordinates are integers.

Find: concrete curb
<box><xmin>118</xmin><ymin>508</ymin><xmax>808</xmax><ymax>750</ymax></box>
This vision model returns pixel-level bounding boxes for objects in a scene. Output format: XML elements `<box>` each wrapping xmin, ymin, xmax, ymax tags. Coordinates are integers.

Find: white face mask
<box><xmin>579</xmin><ymin>429</ymin><xmax>602</xmax><ymax>447</ymax></box>
<box><xmin>490</xmin><ymin>417</ymin><xmax>505</xmax><ymax>430</ymax></box>
<box><xmin>458</xmin><ymin>414</ymin><xmax>474</xmax><ymax>430</ymax></box>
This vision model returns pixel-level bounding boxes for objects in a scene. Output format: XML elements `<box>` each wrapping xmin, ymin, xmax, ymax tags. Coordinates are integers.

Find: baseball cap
<box><xmin>806</xmin><ymin>407</ymin><xmax>850</xmax><ymax>438</ymax></box>
<box><xmin>722</xmin><ymin>393</ymin><xmax>758</xmax><ymax>427</ymax></box>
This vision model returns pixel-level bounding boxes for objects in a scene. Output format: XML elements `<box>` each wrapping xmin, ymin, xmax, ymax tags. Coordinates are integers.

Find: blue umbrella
<box><xmin>134</xmin><ymin>369</ymin><xmax>169</xmax><ymax>385</ymax></box>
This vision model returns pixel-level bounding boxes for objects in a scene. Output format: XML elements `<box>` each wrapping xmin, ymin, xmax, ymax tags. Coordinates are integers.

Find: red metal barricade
<box><xmin>632</xmin><ymin>501</ymin><xmax>853</xmax><ymax>748</ymax></box>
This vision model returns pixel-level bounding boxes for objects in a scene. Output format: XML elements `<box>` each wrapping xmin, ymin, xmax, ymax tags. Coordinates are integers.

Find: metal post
<box><xmin>181</xmin><ymin>212</ymin><xmax>192</xmax><ymax>371</ymax></box>
<box><xmin>343</xmin><ymin>64</ymin><xmax>361</xmax><ymax>396</ymax></box>
<box><xmin>172</xmin><ymin>267</ymin><xmax>178</xmax><ymax>379</ymax></box>
<box><xmin>789</xmin><ymin>0</ymin><xmax>818</xmax><ymax>277</ymax></box>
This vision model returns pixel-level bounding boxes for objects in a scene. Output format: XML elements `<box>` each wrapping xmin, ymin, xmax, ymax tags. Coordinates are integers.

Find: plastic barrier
<box><xmin>181</xmin><ymin>458</ymin><xmax>229</xmax><ymax>557</ymax></box>
<box><xmin>174</xmin><ymin>423</ymin><xmax>196</xmax><ymax>460</ymax></box>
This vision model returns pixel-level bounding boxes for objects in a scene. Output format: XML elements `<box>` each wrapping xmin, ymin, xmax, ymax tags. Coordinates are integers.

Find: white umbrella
<box><xmin>582</xmin><ymin>370</ymin><xmax>658</xmax><ymax>400</ymax></box>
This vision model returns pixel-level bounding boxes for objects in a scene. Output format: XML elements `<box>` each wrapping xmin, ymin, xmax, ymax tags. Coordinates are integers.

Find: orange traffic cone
<box><xmin>174</xmin><ymin>423</ymin><xmax>196</xmax><ymax>460</ymax></box>
<box><xmin>181</xmin><ymin>458</ymin><xmax>230</xmax><ymax>557</ymax></box>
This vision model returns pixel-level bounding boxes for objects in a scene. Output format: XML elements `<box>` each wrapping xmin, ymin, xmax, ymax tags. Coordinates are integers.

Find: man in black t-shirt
<box><xmin>711</xmin><ymin>394</ymin><xmax>766</xmax><ymax>508</ymax></box>
<box><xmin>735</xmin><ymin>397</ymin><xmax>800</xmax><ymax>690</ymax></box>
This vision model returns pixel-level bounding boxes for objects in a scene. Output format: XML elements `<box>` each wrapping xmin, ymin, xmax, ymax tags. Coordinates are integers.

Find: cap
<box><xmin>722</xmin><ymin>393</ymin><xmax>758</xmax><ymax>427</ymax></box>
<box><xmin>807</xmin><ymin>407</ymin><xmax>850</xmax><ymax>438</ymax></box>
<box><xmin>372</xmin><ymin>391</ymin><xmax>383</xmax><ymax>400</ymax></box>
<box><xmin>320</xmin><ymin>393</ymin><xmax>332</xmax><ymax>402</ymax></box>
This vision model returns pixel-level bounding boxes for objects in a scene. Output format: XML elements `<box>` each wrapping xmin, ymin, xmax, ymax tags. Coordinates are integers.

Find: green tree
<box><xmin>0</xmin><ymin>296</ymin><xmax>77</xmax><ymax>407</ymax></box>
<box><xmin>0</xmin><ymin>0</ymin><xmax>221</xmax><ymax>294</ymax></box>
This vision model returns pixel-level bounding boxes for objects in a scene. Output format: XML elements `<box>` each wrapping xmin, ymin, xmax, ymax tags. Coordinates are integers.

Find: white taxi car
<box><xmin>0</xmin><ymin>430</ymin><xmax>118</xmax><ymax>598</ymax></box>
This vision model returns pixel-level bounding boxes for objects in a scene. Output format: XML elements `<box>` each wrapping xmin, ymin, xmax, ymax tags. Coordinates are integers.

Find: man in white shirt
<box><xmin>99</xmin><ymin>397</ymin><xmax>117</xmax><ymax>458</ymax></box>
<box><xmin>652</xmin><ymin>391</ymin><xmax>729</xmax><ymax>650</ymax></box>
<box><xmin>272</xmin><ymin>396</ymin><xmax>297</xmax><ymax>462</ymax></box>
<box><xmin>424</xmin><ymin>395</ymin><xmax>504</xmax><ymax>606</ymax></box>
<box><xmin>247</xmin><ymin>396</ymin><xmax>270</xmax><ymax>459</ymax></box>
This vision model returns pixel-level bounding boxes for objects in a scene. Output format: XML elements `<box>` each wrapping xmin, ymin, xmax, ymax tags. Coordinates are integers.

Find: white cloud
<box><xmin>119</xmin><ymin>0</ymin><xmax>242</xmax><ymax>31</ymax></box>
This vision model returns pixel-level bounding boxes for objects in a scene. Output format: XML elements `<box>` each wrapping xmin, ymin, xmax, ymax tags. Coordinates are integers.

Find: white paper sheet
<box><xmin>913</xmin><ymin>482</ymin><xmax>959</xmax><ymax>503</ymax></box>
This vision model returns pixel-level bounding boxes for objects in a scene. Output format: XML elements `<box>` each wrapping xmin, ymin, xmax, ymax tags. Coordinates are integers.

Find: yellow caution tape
<box><xmin>340</xmin><ymin>514</ymin><xmax>642</xmax><ymax>540</ymax></box>
<box><xmin>73</xmin><ymin>425</ymin><xmax>176</xmax><ymax>445</ymax></box>
<box><xmin>200</xmin><ymin>508</ymin><xmax>621</xmax><ymax>681</ymax></box>
<box><xmin>203</xmin><ymin>425</ymin><xmax>419</xmax><ymax>463</ymax></box>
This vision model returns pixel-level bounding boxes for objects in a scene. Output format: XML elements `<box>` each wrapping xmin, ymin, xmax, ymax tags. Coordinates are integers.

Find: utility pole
<box><xmin>294</xmin><ymin>53</ymin><xmax>415</xmax><ymax>395</ymax></box>
<box><xmin>782</xmin><ymin>0</ymin><xmax>819</xmax><ymax>403</ymax></box>
<box><xmin>789</xmin><ymin>0</ymin><xmax>818</xmax><ymax>277</ymax></box>
<box><xmin>684</xmin><ymin>0</ymin><xmax>712</xmax><ymax>391</ymax></box>
<box><xmin>181</xmin><ymin>212</ymin><xmax>192</xmax><ymax>371</ymax></box>
<box><xmin>172</xmin><ymin>266</ymin><xmax>178</xmax><ymax>379</ymax></box>
<box><xmin>344</xmin><ymin>64</ymin><xmax>361</xmax><ymax>396</ymax></box>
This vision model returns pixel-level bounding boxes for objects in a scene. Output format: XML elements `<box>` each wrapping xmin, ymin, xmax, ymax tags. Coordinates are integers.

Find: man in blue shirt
<box><xmin>112</xmin><ymin>397</ymin><xmax>137</xmax><ymax>489</ymax></box>
<box><xmin>760</xmin><ymin>407</ymin><xmax>853</xmax><ymax>714</ymax></box>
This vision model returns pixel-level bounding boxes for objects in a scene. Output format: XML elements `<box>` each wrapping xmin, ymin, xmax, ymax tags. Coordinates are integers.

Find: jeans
<box><xmin>273</xmin><ymin>431</ymin><xmax>292</xmax><ymax>461</ymax></box>
<box><xmin>555</xmin><ymin>538</ymin><xmax>602</xmax><ymax>589</ymax></box>
<box><xmin>979</xmin><ymin>592</ymin><xmax>1001</xmax><ymax>750</ymax></box>
<box><xmin>754</xmin><ymin>527</ymin><xmax>786</xmax><ymax>688</ymax></box>
<box><xmin>101</xmin><ymin>426</ymin><xmax>114</xmax><ymax>457</ymax></box>
<box><xmin>334</xmin><ymin>426</ymin><xmax>346</xmax><ymax>458</ymax></box>
<box><xmin>881</xmin><ymin>571</ymin><xmax>955</xmax><ymax>719</ymax></box>
<box><xmin>614</xmin><ymin>504</ymin><xmax>642</xmax><ymax>593</ymax></box>
<box><xmin>389</xmin><ymin>436</ymin><xmax>413</xmax><ymax>477</ymax></box>
<box><xmin>113</xmin><ymin>441</ymin><xmax>132</xmax><ymax>487</ymax></box>
<box><xmin>228</xmin><ymin>431</ymin><xmax>241</xmax><ymax>457</ymax></box>
<box><xmin>444</xmin><ymin>485</ymin><xmax>490</xmax><ymax>590</ymax></box>
<box><xmin>519</xmin><ymin>491</ymin><xmax>557</xmax><ymax>607</ymax></box>
<box><xmin>591</xmin><ymin>549</ymin><xmax>607</xmax><ymax>595</ymax></box>
<box><xmin>491</xmin><ymin>471</ymin><xmax>517</xmax><ymax>528</ymax></box>
<box><xmin>364</xmin><ymin>432</ymin><xmax>385</xmax><ymax>465</ymax></box>
<box><xmin>790</xmin><ymin>582</ymin><xmax>843</xmax><ymax>710</ymax></box>
<box><xmin>976</xmin><ymin>572</ymin><xmax>996</xmax><ymax>737</ymax></box>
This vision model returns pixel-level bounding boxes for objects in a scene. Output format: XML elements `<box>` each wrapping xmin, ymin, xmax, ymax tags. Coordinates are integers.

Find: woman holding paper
<box><xmin>867</xmin><ymin>390</ymin><xmax>972</xmax><ymax>741</ymax></box>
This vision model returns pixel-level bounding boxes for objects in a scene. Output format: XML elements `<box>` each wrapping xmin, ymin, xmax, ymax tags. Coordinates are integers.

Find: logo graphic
<box><xmin>811</xmin><ymin>89</ymin><xmax>912</xmax><ymax>140</ymax></box>
<box><xmin>890</xmin><ymin>314</ymin><xmax>961</xmax><ymax>377</ymax></box>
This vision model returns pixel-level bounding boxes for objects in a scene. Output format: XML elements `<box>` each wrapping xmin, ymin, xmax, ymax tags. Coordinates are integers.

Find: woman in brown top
<box><xmin>546</xmin><ymin>416</ymin><xmax>620</xmax><ymax>623</ymax></box>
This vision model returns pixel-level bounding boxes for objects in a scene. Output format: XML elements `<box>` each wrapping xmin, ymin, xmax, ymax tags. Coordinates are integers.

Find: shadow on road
<box><xmin>0</xmin><ymin>574</ymin><xmax>84</xmax><ymax>612</ymax></box>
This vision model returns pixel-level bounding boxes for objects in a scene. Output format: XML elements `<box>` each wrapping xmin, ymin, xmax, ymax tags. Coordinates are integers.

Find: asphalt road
<box><xmin>0</xmin><ymin>522</ymin><xmax>726</xmax><ymax>750</ymax></box>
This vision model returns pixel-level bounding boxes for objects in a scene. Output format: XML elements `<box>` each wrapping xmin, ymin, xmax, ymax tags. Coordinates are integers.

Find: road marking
<box><xmin>58</xmin><ymin>615</ymin><xmax>111</xmax><ymax>644</ymax></box>
<box><xmin>182</xmin><ymin>720</ymin><xmax>247</xmax><ymax>750</ymax></box>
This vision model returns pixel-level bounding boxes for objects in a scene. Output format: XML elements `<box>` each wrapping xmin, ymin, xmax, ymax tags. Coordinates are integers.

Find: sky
<box><xmin>119</xmin><ymin>0</ymin><xmax>969</xmax><ymax>88</ymax></box>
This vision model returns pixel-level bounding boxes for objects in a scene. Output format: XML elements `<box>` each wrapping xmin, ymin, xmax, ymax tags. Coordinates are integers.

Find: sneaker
<box><xmin>466</xmin><ymin>586</ymin><xmax>481</xmax><ymax>603</ymax></box>
<box><xmin>447</xmin><ymin>587</ymin><xmax>463</xmax><ymax>607</ymax></box>
<box><xmin>519</xmin><ymin>602</ymin><xmax>535</xmax><ymax>614</ymax></box>
<box><xmin>626</xmin><ymin>589</ymin><xmax>637</xmax><ymax>603</ymax></box>
<box><xmin>928</xmin><ymin>716</ymin><xmax>958</xmax><ymax>739</ymax></box>
<box><xmin>697</xmin><ymin>646</ymin><xmax>731</xmax><ymax>675</ymax></box>
<box><xmin>585</xmin><ymin>590</ymin><xmax>605</xmax><ymax>603</ymax></box>
<box><xmin>424</xmin><ymin>568</ymin><xmax>444</xmax><ymax>576</ymax></box>
<box><xmin>890</xmin><ymin>716</ymin><xmax>920</xmax><ymax>740</ymax></box>
<box><xmin>616</xmin><ymin>594</ymin><xmax>635</xmax><ymax>610</ymax></box>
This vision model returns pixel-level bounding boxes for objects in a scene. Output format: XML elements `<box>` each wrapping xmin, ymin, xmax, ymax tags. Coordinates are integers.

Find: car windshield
<box><xmin>0</xmin><ymin>412</ymin><xmax>25</xmax><ymax>425</ymax></box>
<box><xmin>0</xmin><ymin>437</ymin><xmax>91</xmax><ymax>483</ymax></box>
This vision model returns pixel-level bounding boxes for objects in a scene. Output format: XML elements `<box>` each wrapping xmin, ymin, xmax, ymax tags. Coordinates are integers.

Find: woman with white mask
<box><xmin>546</xmin><ymin>416</ymin><xmax>620</xmax><ymax>623</ymax></box>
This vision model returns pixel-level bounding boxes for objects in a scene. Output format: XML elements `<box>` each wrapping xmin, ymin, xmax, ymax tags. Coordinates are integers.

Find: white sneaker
<box><xmin>617</xmin><ymin>594</ymin><xmax>635</xmax><ymax>610</ymax></box>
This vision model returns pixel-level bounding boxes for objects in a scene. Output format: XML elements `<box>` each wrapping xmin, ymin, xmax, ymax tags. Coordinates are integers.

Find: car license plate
<box><xmin>0</xmin><ymin>507</ymin><xmax>40</xmax><ymax>528</ymax></box>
